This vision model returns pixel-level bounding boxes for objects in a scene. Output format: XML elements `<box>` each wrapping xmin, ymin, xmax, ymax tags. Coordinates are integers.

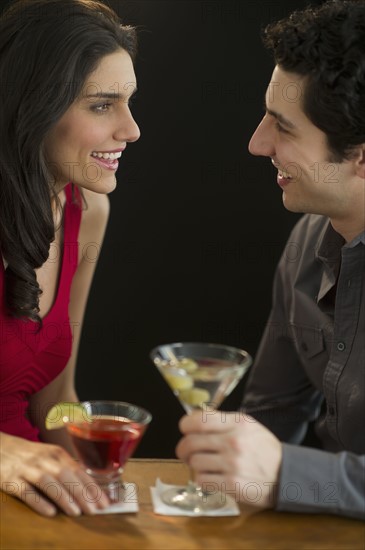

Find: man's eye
<box><xmin>275</xmin><ymin>122</ymin><xmax>289</xmax><ymax>134</ymax></box>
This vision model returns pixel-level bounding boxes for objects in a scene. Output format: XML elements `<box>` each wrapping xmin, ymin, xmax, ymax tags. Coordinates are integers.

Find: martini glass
<box><xmin>66</xmin><ymin>401</ymin><xmax>152</xmax><ymax>503</ymax></box>
<box><xmin>150</xmin><ymin>342</ymin><xmax>252</xmax><ymax>512</ymax></box>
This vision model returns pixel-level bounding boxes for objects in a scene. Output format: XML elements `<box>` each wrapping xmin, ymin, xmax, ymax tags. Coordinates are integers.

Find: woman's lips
<box><xmin>90</xmin><ymin>155</ymin><xmax>119</xmax><ymax>171</ymax></box>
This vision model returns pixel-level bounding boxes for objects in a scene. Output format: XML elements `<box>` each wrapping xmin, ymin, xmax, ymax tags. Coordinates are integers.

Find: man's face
<box><xmin>248</xmin><ymin>65</ymin><xmax>359</xmax><ymax>220</ymax></box>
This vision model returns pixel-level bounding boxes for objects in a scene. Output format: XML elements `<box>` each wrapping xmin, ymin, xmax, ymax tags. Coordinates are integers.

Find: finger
<box><xmin>7</xmin><ymin>479</ymin><xmax>58</xmax><ymax>517</ymax></box>
<box><xmin>176</xmin><ymin>433</ymin><xmax>225</xmax><ymax>460</ymax></box>
<box><xmin>61</xmin><ymin>467</ymin><xmax>111</xmax><ymax>512</ymax></box>
<box><xmin>179</xmin><ymin>410</ymin><xmax>250</xmax><ymax>434</ymax></box>
<box><xmin>189</xmin><ymin>452</ymin><xmax>227</xmax><ymax>475</ymax></box>
<box><xmin>56</xmin><ymin>469</ymin><xmax>99</xmax><ymax>515</ymax></box>
<box><xmin>75</xmin><ymin>468</ymin><xmax>110</xmax><ymax>509</ymax></box>
<box><xmin>38</xmin><ymin>474</ymin><xmax>82</xmax><ymax>516</ymax></box>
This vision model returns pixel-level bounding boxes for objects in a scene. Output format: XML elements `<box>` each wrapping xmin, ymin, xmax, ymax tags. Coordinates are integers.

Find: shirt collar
<box><xmin>315</xmin><ymin>219</ymin><xmax>364</xmax><ymax>304</ymax></box>
<box><xmin>343</xmin><ymin>230</ymin><xmax>365</xmax><ymax>249</ymax></box>
<box><xmin>315</xmin><ymin>219</ymin><xmax>345</xmax><ymax>264</ymax></box>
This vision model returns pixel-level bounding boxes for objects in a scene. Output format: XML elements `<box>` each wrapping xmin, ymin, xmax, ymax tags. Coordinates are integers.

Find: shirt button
<box><xmin>337</xmin><ymin>342</ymin><xmax>346</xmax><ymax>352</ymax></box>
<box><xmin>301</xmin><ymin>342</ymin><xmax>308</xmax><ymax>352</ymax></box>
<box><xmin>328</xmin><ymin>406</ymin><xmax>335</xmax><ymax>416</ymax></box>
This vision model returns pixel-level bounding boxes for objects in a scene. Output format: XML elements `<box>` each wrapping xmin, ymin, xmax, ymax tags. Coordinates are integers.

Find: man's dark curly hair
<box><xmin>263</xmin><ymin>0</ymin><xmax>365</xmax><ymax>162</ymax></box>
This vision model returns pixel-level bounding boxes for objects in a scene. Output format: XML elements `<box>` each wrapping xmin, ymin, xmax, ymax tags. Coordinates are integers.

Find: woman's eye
<box><xmin>93</xmin><ymin>103</ymin><xmax>112</xmax><ymax>113</ymax></box>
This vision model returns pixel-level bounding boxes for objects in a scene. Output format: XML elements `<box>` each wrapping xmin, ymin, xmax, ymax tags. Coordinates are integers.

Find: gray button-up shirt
<box><xmin>242</xmin><ymin>214</ymin><xmax>365</xmax><ymax>519</ymax></box>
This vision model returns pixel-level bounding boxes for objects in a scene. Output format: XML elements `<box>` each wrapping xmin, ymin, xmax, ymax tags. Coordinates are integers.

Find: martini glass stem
<box><xmin>186</xmin><ymin>467</ymin><xmax>199</xmax><ymax>494</ymax></box>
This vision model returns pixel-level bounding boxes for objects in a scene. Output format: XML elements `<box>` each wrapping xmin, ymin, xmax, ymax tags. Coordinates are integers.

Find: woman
<box><xmin>0</xmin><ymin>0</ymin><xmax>140</xmax><ymax>516</ymax></box>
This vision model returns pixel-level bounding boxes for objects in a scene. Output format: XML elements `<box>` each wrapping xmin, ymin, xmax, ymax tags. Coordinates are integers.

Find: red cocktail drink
<box><xmin>66</xmin><ymin>402</ymin><xmax>152</xmax><ymax>502</ymax></box>
<box><xmin>67</xmin><ymin>416</ymin><xmax>144</xmax><ymax>473</ymax></box>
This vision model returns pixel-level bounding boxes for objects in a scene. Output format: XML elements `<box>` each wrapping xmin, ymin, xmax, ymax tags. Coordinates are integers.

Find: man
<box><xmin>177</xmin><ymin>0</ymin><xmax>365</xmax><ymax>519</ymax></box>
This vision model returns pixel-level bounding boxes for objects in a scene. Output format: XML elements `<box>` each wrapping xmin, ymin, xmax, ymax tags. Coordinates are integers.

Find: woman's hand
<box><xmin>176</xmin><ymin>410</ymin><xmax>283</xmax><ymax>510</ymax></box>
<box><xmin>0</xmin><ymin>432</ymin><xmax>110</xmax><ymax>517</ymax></box>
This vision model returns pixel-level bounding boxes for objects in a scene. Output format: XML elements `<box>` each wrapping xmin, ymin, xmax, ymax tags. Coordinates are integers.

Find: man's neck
<box><xmin>330</xmin><ymin>217</ymin><xmax>365</xmax><ymax>243</ymax></box>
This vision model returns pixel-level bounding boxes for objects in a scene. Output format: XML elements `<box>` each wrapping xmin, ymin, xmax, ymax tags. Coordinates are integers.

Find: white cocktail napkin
<box><xmin>95</xmin><ymin>482</ymin><xmax>139</xmax><ymax>514</ymax></box>
<box><xmin>150</xmin><ymin>478</ymin><xmax>240</xmax><ymax>517</ymax></box>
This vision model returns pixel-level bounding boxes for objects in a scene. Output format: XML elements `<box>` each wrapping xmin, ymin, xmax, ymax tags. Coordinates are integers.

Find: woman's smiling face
<box><xmin>43</xmin><ymin>48</ymin><xmax>140</xmax><ymax>195</ymax></box>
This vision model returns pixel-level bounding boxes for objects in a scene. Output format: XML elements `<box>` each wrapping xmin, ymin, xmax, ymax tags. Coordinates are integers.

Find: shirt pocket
<box><xmin>289</xmin><ymin>323</ymin><xmax>324</xmax><ymax>357</ymax></box>
<box><xmin>289</xmin><ymin>324</ymin><xmax>328</xmax><ymax>388</ymax></box>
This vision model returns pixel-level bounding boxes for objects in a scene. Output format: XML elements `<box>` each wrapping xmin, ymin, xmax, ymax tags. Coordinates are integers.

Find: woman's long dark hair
<box><xmin>0</xmin><ymin>0</ymin><xmax>137</xmax><ymax>323</ymax></box>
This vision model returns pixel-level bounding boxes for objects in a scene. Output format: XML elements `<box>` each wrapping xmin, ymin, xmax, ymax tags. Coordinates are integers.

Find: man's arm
<box><xmin>176</xmin><ymin>412</ymin><xmax>365</xmax><ymax>519</ymax></box>
<box><xmin>277</xmin><ymin>445</ymin><xmax>365</xmax><ymax>520</ymax></box>
<box><xmin>242</xmin><ymin>251</ymin><xmax>323</xmax><ymax>443</ymax></box>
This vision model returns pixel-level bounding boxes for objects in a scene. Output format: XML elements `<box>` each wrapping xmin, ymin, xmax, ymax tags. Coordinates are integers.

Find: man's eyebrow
<box><xmin>263</xmin><ymin>101</ymin><xmax>296</xmax><ymax>130</ymax></box>
<box><xmin>267</xmin><ymin>109</ymin><xmax>296</xmax><ymax>129</ymax></box>
<box><xmin>84</xmin><ymin>88</ymin><xmax>138</xmax><ymax>100</ymax></box>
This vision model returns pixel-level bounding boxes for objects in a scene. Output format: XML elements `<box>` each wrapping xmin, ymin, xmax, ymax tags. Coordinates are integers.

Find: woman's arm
<box><xmin>29</xmin><ymin>189</ymin><xmax>110</xmax><ymax>447</ymax></box>
<box><xmin>0</xmin><ymin>191</ymin><xmax>112</xmax><ymax>516</ymax></box>
<box><xmin>0</xmin><ymin>430</ymin><xmax>109</xmax><ymax>516</ymax></box>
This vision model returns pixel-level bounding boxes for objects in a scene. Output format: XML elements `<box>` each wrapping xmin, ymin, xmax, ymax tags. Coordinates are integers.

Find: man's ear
<box><xmin>355</xmin><ymin>144</ymin><xmax>365</xmax><ymax>179</ymax></box>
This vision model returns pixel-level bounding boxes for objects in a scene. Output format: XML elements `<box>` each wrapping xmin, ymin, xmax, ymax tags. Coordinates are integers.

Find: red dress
<box><xmin>0</xmin><ymin>184</ymin><xmax>82</xmax><ymax>441</ymax></box>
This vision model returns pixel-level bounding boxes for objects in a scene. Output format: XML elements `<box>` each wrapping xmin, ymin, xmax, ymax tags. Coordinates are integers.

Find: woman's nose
<box><xmin>115</xmin><ymin>108</ymin><xmax>141</xmax><ymax>143</ymax></box>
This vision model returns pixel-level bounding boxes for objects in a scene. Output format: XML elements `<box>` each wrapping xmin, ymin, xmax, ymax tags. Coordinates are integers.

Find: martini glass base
<box><xmin>161</xmin><ymin>486</ymin><xmax>226</xmax><ymax>512</ymax></box>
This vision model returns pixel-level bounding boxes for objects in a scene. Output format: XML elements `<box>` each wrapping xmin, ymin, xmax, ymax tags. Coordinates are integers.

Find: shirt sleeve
<box><xmin>277</xmin><ymin>444</ymin><xmax>365</xmax><ymax>520</ymax></box>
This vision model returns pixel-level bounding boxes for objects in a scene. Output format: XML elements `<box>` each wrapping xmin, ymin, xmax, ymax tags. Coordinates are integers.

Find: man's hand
<box><xmin>176</xmin><ymin>410</ymin><xmax>282</xmax><ymax>509</ymax></box>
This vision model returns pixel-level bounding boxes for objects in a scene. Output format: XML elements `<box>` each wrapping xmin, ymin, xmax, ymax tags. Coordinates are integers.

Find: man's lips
<box><xmin>272</xmin><ymin>160</ymin><xmax>292</xmax><ymax>178</ymax></box>
<box><xmin>271</xmin><ymin>160</ymin><xmax>293</xmax><ymax>186</ymax></box>
<box><xmin>277</xmin><ymin>168</ymin><xmax>295</xmax><ymax>188</ymax></box>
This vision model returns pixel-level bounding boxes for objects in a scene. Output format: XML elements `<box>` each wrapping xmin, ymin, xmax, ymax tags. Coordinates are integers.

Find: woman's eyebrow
<box><xmin>84</xmin><ymin>88</ymin><xmax>138</xmax><ymax>100</ymax></box>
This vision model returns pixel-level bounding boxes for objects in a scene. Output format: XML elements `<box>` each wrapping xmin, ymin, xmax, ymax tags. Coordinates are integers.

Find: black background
<box><xmin>75</xmin><ymin>0</ymin><xmax>324</xmax><ymax>457</ymax></box>
<box><xmin>1</xmin><ymin>0</ymin><xmax>323</xmax><ymax>457</ymax></box>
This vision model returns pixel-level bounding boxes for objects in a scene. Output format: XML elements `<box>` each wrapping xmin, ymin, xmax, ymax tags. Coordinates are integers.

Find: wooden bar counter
<box><xmin>1</xmin><ymin>459</ymin><xmax>364</xmax><ymax>550</ymax></box>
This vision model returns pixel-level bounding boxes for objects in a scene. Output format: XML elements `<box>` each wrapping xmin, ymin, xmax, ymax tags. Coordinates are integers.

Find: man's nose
<box><xmin>248</xmin><ymin>118</ymin><xmax>275</xmax><ymax>158</ymax></box>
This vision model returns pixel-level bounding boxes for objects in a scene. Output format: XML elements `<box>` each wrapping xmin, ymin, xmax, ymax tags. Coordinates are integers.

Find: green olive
<box><xmin>179</xmin><ymin>388</ymin><xmax>211</xmax><ymax>407</ymax></box>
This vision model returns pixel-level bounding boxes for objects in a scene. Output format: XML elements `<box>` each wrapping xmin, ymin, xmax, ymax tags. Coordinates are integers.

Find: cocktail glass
<box><xmin>66</xmin><ymin>401</ymin><xmax>152</xmax><ymax>503</ymax></box>
<box><xmin>150</xmin><ymin>342</ymin><xmax>252</xmax><ymax>512</ymax></box>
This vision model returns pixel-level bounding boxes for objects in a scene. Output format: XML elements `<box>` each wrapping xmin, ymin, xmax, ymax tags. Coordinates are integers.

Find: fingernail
<box><xmin>70</xmin><ymin>503</ymin><xmax>81</xmax><ymax>516</ymax></box>
<box><xmin>86</xmin><ymin>503</ymin><xmax>97</xmax><ymax>514</ymax></box>
<box><xmin>100</xmin><ymin>494</ymin><xmax>111</xmax><ymax>507</ymax></box>
<box><xmin>45</xmin><ymin>506</ymin><xmax>57</xmax><ymax>517</ymax></box>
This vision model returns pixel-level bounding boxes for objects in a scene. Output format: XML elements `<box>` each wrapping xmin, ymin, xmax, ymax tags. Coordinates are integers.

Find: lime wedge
<box><xmin>45</xmin><ymin>402</ymin><xmax>88</xmax><ymax>430</ymax></box>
